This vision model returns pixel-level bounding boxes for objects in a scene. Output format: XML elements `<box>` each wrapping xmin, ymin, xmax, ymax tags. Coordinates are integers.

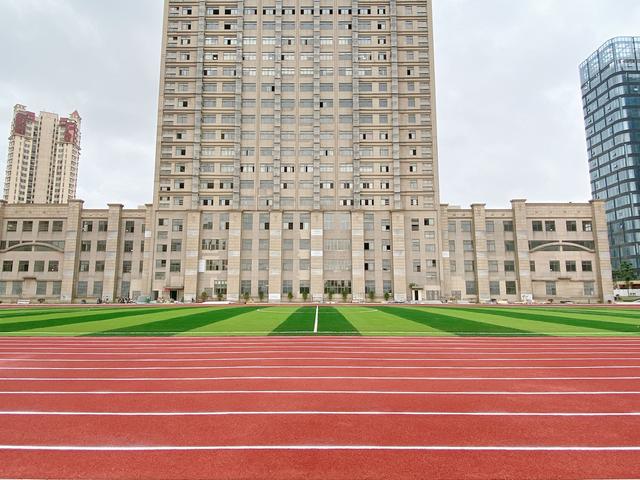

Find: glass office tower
<box><xmin>580</xmin><ymin>37</ymin><xmax>640</xmax><ymax>273</ymax></box>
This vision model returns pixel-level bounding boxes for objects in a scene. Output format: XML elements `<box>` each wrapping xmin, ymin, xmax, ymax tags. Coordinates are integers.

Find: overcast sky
<box><xmin>1</xmin><ymin>0</ymin><xmax>639</xmax><ymax>208</ymax></box>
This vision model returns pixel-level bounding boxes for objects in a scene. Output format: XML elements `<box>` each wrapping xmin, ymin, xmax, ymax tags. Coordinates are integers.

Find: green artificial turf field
<box><xmin>0</xmin><ymin>304</ymin><xmax>638</xmax><ymax>336</ymax></box>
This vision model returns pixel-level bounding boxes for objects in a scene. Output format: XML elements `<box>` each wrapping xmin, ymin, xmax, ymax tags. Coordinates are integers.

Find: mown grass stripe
<box><xmin>318</xmin><ymin>307</ymin><xmax>360</xmax><ymax>335</ymax></box>
<box><xmin>0</xmin><ymin>308</ymin><xmax>181</xmax><ymax>333</ymax></box>
<box><xmin>377</xmin><ymin>307</ymin><xmax>538</xmax><ymax>336</ymax></box>
<box><xmin>93</xmin><ymin>307</ymin><xmax>259</xmax><ymax>337</ymax></box>
<box><xmin>458</xmin><ymin>308</ymin><xmax>640</xmax><ymax>334</ymax></box>
<box><xmin>270</xmin><ymin>307</ymin><xmax>316</xmax><ymax>335</ymax></box>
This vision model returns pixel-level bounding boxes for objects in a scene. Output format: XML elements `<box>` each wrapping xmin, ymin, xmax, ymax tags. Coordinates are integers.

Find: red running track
<box><xmin>0</xmin><ymin>337</ymin><xmax>640</xmax><ymax>479</ymax></box>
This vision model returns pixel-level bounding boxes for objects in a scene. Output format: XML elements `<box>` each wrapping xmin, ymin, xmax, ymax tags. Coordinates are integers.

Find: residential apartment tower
<box><xmin>4</xmin><ymin>105</ymin><xmax>81</xmax><ymax>204</ymax></box>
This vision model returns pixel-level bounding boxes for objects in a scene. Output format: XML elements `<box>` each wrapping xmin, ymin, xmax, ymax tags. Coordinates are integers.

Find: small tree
<box><xmin>200</xmin><ymin>291</ymin><xmax>209</xmax><ymax>303</ymax></box>
<box><xmin>327</xmin><ymin>291</ymin><xmax>334</xmax><ymax>302</ymax></box>
<box><xmin>384</xmin><ymin>291</ymin><xmax>391</xmax><ymax>302</ymax></box>
<box><xmin>243</xmin><ymin>291</ymin><xmax>250</xmax><ymax>304</ymax></box>
<box><xmin>341</xmin><ymin>290</ymin><xmax>348</xmax><ymax>303</ymax></box>
<box><xmin>302</xmin><ymin>291</ymin><xmax>309</xmax><ymax>302</ymax></box>
<box><xmin>287</xmin><ymin>291</ymin><xmax>294</xmax><ymax>302</ymax></box>
<box><xmin>367</xmin><ymin>290</ymin><xmax>375</xmax><ymax>303</ymax></box>
<box><xmin>216</xmin><ymin>291</ymin><xmax>223</xmax><ymax>302</ymax></box>
<box><xmin>614</xmin><ymin>261</ymin><xmax>636</xmax><ymax>296</ymax></box>
<box><xmin>258</xmin><ymin>290</ymin><xmax>266</xmax><ymax>302</ymax></box>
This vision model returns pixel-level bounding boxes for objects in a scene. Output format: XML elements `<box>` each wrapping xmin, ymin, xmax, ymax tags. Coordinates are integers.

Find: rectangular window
<box><xmin>566</xmin><ymin>261</ymin><xmax>577</xmax><ymax>272</ymax></box>
<box><xmin>582</xmin><ymin>261</ymin><xmax>593</xmax><ymax>272</ymax></box>
<box><xmin>465</xmin><ymin>281</ymin><xmax>477</xmax><ymax>295</ymax></box>
<box><xmin>584</xmin><ymin>281</ymin><xmax>595</xmax><ymax>296</ymax></box>
<box><xmin>505</xmin><ymin>281</ymin><xmax>517</xmax><ymax>295</ymax></box>
<box><xmin>549</xmin><ymin>261</ymin><xmax>561</xmax><ymax>272</ymax></box>
<box><xmin>76</xmin><ymin>281</ymin><xmax>88</xmax><ymax>297</ymax></box>
<box><xmin>546</xmin><ymin>281</ymin><xmax>557</xmax><ymax>296</ymax></box>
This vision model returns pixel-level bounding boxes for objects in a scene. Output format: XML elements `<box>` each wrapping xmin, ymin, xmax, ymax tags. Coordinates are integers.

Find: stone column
<box><xmin>268</xmin><ymin>211</ymin><xmax>283</xmax><ymax>302</ymax></box>
<box><xmin>226</xmin><ymin>211</ymin><xmax>242</xmax><ymax>302</ymax></box>
<box><xmin>60</xmin><ymin>200</ymin><xmax>84</xmax><ymax>302</ymax></box>
<box><xmin>101</xmin><ymin>204</ymin><xmax>123</xmax><ymax>302</ymax></box>
<box><xmin>438</xmin><ymin>204</ymin><xmax>451</xmax><ymax>300</ymax></box>
<box><xmin>471</xmin><ymin>204</ymin><xmax>490</xmax><ymax>302</ymax></box>
<box><xmin>310</xmin><ymin>211</ymin><xmax>324</xmax><ymax>302</ymax></box>
<box><xmin>391</xmin><ymin>212</ymin><xmax>407</xmax><ymax>302</ymax></box>
<box><xmin>140</xmin><ymin>204</ymin><xmax>155</xmax><ymax>297</ymax></box>
<box><xmin>590</xmin><ymin>200</ymin><xmax>614</xmax><ymax>302</ymax></box>
<box><xmin>351</xmin><ymin>211</ymin><xmax>365</xmax><ymax>302</ymax></box>
<box><xmin>511</xmin><ymin>199</ymin><xmax>533</xmax><ymax>300</ymax></box>
<box><xmin>183</xmin><ymin>210</ymin><xmax>202</xmax><ymax>302</ymax></box>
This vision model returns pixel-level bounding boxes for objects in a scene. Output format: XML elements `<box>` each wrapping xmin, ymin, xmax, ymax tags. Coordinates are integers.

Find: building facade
<box><xmin>4</xmin><ymin>105</ymin><xmax>81</xmax><ymax>204</ymax></box>
<box><xmin>0</xmin><ymin>0</ymin><xmax>615</xmax><ymax>304</ymax></box>
<box><xmin>580</xmin><ymin>37</ymin><xmax>640</xmax><ymax>274</ymax></box>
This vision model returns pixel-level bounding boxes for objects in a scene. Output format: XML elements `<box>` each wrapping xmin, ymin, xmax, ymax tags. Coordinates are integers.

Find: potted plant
<box><xmin>287</xmin><ymin>291</ymin><xmax>294</xmax><ymax>302</ymax></box>
<box><xmin>367</xmin><ymin>290</ymin><xmax>375</xmax><ymax>303</ymax></box>
<box><xmin>302</xmin><ymin>291</ymin><xmax>309</xmax><ymax>302</ymax></box>
<box><xmin>384</xmin><ymin>291</ymin><xmax>391</xmax><ymax>302</ymax></box>
<box><xmin>243</xmin><ymin>291</ymin><xmax>250</xmax><ymax>304</ymax></box>
<box><xmin>216</xmin><ymin>292</ymin><xmax>223</xmax><ymax>302</ymax></box>
<box><xmin>341</xmin><ymin>290</ymin><xmax>348</xmax><ymax>303</ymax></box>
<box><xmin>327</xmin><ymin>291</ymin><xmax>334</xmax><ymax>303</ymax></box>
<box><xmin>258</xmin><ymin>290</ymin><xmax>265</xmax><ymax>303</ymax></box>
<box><xmin>200</xmin><ymin>291</ymin><xmax>209</xmax><ymax>303</ymax></box>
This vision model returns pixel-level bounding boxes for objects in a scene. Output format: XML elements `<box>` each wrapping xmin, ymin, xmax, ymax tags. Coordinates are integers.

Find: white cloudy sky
<box><xmin>1</xmin><ymin>0</ymin><xmax>639</xmax><ymax>208</ymax></box>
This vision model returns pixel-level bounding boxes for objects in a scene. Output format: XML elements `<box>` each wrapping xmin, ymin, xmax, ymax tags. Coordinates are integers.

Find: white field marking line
<box><xmin>0</xmin><ymin>337</ymin><xmax>640</xmax><ymax>350</ymax></box>
<box><xmin>1</xmin><ymin>410</ymin><xmax>640</xmax><ymax>417</ymax></box>
<box><xmin>6</xmin><ymin>356</ymin><xmax>640</xmax><ymax>363</ymax></box>
<box><xmin>3</xmin><ymin>331</ymin><xmax>640</xmax><ymax>336</ymax></box>
<box><xmin>5</xmin><ymin>345</ymin><xmax>640</xmax><ymax>352</ymax></box>
<box><xmin>314</xmin><ymin>306</ymin><xmax>319</xmax><ymax>334</ymax></box>
<box><xmin>2</xmin><ymin>376</ymin><xmax>640</xmax><ymax>382</ymax></box>
<box><xmin>1</xmin><ymin>445</ymin><xmax>640</xmax><ymax>452</ymax></box>
<box><xmin>3</xmin><ymin>338</ymin><xmax>640</xmax><ymax>345</ymax></box>
<box><xmin>0</xmin><ymin>390</ymin><xmax>639</xmax><ymax>395</ymax></box>
<box><xmin>3</xmin><ymin>365</ymin><xmax>640</xmax><ymax>371</ymax></box>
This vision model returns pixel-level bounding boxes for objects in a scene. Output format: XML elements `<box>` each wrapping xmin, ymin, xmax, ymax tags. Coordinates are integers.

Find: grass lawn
<box><xmin>0</xmin><ymin>304</ymin><xmax>637</xmax><ymax>336</ymax></box>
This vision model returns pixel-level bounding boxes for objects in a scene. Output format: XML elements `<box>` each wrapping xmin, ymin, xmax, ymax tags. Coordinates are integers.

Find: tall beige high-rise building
<box><xmin>154</xmin><ymin>0</ymin><xmax>441</xmax><ymax>302</ymax></box>
<box><xmin>4</xmin><ymin>105</ymin><xmax>81</xmax><ymax>204</ymax></box>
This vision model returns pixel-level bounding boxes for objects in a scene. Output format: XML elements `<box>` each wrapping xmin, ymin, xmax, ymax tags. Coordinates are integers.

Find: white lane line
<box><xmin>0</xmin><ymin>445</ymin><xmax>639</xmax><ymax>452</ymax></box>
<box><xmin>0</xmin><ymin>390</ymin><xmax>638</xmax><ymax>395</ymax></box>
<box><xmin>1</xmin><ymin>411</ymin><xmax>639</xmax><ymax>417</ymax></box>
<box><xmin>2</xmin><ymin>365</ymin><xmax>640</xmax><ymax>371</ymax></box>
<box><xmin>314</xmin><ymin>306</ymin><xmax>319</xmax><ymax>334</ymax></box>
<box><xmin>3</xmin><ymin>356</ymin><xmax>640</xmax><ymax>363</ymax></box>
<box><xmin>3</xmin><ymin>350</ymin><xmax>640</xmax><ymax>356</ymax></box>
<box><xmin>2</xmin><ymin>376</ymin><xmax>639</xmax><ymax>381</ymax></box>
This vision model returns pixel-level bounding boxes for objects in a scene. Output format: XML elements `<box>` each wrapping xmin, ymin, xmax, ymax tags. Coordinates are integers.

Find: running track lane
<box><xmin>0</xmin><ymin>337</ymin><xmax>639</xmax><ymax>479</ymax></box>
